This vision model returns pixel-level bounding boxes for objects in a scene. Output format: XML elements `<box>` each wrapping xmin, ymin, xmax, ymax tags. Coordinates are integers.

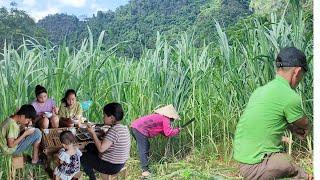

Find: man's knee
<box><xmin>33</xmin><ymin>128</ymin><xmax>42</xmax><ymax>141</ymax></box>
<box><xmin>269</xmin><ymin>153</ymin><xmax>293</xmax><ymax>168</ymax></box>
<box><xmin>51</xmin><ymin>115</ymin><xmax>59</xmax><ymax>123</ymax></box>
<box><xmin>263</xmin><ymin>153</ymin><xmax>297</xmax><ymax>179</ymax></box>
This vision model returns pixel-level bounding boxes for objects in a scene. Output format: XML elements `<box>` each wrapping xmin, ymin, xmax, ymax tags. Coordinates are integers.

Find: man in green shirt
<box><xmin>233</xmin><ymin>47</ymin><xmax>311</xmax><ymax>179</ymax></box>
<box><xmin>0</xmin><ymin>104</ymin><xmax>42</xmax><ymax>164</ymax></box>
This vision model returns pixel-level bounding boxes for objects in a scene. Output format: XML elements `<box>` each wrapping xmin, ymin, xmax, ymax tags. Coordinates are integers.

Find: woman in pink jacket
<box><xmin>131</xmin><ymin>104</ymin><xmax>181</xmax><ymax>177</ymax></box>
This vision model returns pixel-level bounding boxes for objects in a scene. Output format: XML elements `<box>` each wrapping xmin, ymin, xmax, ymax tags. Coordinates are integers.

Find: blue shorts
<box><xmin>13</xmin><ymin>128</ymin><xmax>42</xmax><ymax>155</ymax></box>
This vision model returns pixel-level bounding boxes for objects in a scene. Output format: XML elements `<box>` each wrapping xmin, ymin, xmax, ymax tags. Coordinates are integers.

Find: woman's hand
<box><xmin>38</xmin><ymin>112</ymin><xmax>45</xmax><ymax>118</ymax></box>
<box><xmin>53</xmin><ymin>106</ymin><xmax>59</xmax><ymax>114</ymax></box>
<box><xmin>87</xmin><ymin>124</ymin><xmax>95</xmax><ymax>135</ymax></box>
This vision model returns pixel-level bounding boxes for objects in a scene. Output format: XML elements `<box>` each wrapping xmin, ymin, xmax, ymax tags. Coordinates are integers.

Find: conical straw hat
<box><xmin>154</xmin><ymin>104</ymin><xmax>180</xmax><ymax>120</ymax></box>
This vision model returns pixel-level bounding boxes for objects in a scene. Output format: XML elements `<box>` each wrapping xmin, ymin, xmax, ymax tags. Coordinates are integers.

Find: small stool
<box><xmin>101</xmin><ymin>167</ymin><xmax>127</xmax><ymax>180</ymax></box>
<box><xmin>10</xmin><ymin>155</ymin><xmax>24</xmax><ymax>180</ymax></box>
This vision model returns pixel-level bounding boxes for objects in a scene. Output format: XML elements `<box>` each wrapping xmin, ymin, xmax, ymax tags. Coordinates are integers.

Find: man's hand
<box><xmin>281</xmin><ymin>136</ymin><xmax>292</xmax><ymax>144</ymax></box>
<box><xmin>288</xmin><ymin>124</ymin><xmax>308</xmax><ymax>140</ymax></box>
<box><xmin>23</xmin><ymin>128</ymin><xmax>35</xmax><ymax>136</ymax></box>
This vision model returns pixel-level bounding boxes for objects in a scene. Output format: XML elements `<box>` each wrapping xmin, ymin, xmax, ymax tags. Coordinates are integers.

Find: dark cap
<box><xmin>276</xmin><ymin>47</ymin><xmax>308</xmax><ymax>72</ymax></box>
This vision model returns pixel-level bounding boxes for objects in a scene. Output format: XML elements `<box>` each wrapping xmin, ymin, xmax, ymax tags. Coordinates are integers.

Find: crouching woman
<box><xmin>81</xmin><ymin>103</ymin><xmax>131</xmax><ymax>180</ymax></box>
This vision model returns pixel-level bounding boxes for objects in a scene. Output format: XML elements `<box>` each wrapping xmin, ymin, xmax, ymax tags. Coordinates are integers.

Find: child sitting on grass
<box><xmin>54</xmin><ymin>130</ymin><xmax>82</xmax><ymax>180</ymax></box>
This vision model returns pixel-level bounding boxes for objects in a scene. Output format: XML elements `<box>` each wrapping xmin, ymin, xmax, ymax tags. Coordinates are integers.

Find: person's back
<box><xmin>0</xmin><ymin>118</ymin><xmax>20</xmax><ymax>154</ymax></box>
<box><xmin>233</xmin><ymin>47</ymin><xmax>311</xmax><ymax>179</ymax></box>
<box><xmin>234</xmin><ymin>75</ymin><xmax>302</xmax><ymax>164</ymax></box>
<box><xmin>131</xmin><ymin>104</ymin><xmax>181</xmax><ymax>177</ymax></box>
<box><xmin>131</xmin><ymin>113</ymin><xmax>180</xmax><ymax>138</ymax></box>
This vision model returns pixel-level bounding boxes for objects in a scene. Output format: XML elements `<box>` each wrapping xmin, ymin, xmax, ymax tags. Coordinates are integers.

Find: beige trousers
<box><xmin>239</xmin><ymin>153</ymin><xmax>308</xmax><ymax>180</ymax></box>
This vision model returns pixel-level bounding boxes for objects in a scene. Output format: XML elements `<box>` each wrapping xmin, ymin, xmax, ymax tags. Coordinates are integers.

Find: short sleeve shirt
<box><xmin>99</xmin><ymin>124</ymin><xmax>131</xmax><ymax>164</ymax></box>
<box><xmin>0</xmin><ymin>118</ymin><xmax>20</xmax><ymax>154</ymax></box>
<box><xmin>32</xmin><ymin>98</ymin><xmax>56</xmax><ymax>115</ymax></box>
<box><xmin>233</xmin><ymin>75</ymin><xmax>304</xmax><ymax>164</ymax></box>
<box><xmin>58</xmin><ymin>102</ymin><xmax>83</xmax><ymax>118</ymax></box>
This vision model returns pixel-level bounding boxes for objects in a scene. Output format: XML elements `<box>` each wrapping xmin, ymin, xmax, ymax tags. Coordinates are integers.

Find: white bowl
<box><xmin>79</xmin><ymin>124</ymin><xmax>87</xmax><ymax>128</ymax></box>
<box><xmin>43</xmin><ymin>129</ymin><xmax>49</xmax><ymax>134</ymax></box>
<box><xmin>72</xmin><ymin>119</ymin><xmax>79</xmax><ymax>124</ymax></box>
<box><xmin>44</xmin><ymin>112</ymin><xmax>53</xmax><ymax>118</ymax></box>
<box><xmin>100</xmin><ymin>125</ymin><xmax>110</xmax><ymax>132</ymax></box>
<box><xmin>68</xmin><ymin>127</ymin><xmax>76</xmax><ymax>135</ymax></box>
<box><xmin>25</xmin><ymin>127</ymin><xmax>35</xmax><ymax>131</ymax></box>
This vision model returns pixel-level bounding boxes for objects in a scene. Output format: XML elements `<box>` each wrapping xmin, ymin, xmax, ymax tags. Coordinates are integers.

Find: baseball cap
<box><xmin>276</xmin><ymin>47</ymin><xmax>308</xmax><ymax>72</ymax></box>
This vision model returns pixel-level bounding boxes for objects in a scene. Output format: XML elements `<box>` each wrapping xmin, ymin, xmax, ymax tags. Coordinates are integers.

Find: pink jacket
<box><xmin>131</xmin><ymin>114</ymin><xmax>180</xmax><ymax>138</ymax></box>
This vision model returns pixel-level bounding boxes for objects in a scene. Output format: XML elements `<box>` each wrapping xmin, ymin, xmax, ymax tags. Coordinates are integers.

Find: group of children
<box><xmin>31</xmin><ymin>85</ymin><xmax>83</xmax><ymax>129</ymax></box>
<box><xmin>0</xmin><ymin>84</ymin><xmax>184</xmax><ymax>179</ymax></box>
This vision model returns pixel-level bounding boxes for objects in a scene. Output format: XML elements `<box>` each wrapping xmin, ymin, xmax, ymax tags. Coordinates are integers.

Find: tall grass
<box><xmin>0</xmin><ymin>1</ymin><xmax>312</xmax><ymax>179</ymax></box>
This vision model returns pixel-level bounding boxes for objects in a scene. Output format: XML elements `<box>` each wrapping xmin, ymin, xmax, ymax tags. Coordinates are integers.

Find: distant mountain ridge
<box><xmin>37</xmin><ymin>0</ymin><xmax>251</xmax><ymax>57</ymax></box>
<box><xmin>1</xmin><ymin>0</ymin><xmax>252</xmax><ymax>56</ymax></box>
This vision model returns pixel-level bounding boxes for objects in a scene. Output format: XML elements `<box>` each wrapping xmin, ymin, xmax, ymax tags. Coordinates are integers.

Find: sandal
<box><xmin>29</xmin><ymin>158</ymin><xmax>45</xmax><ymax>166</ymax></box>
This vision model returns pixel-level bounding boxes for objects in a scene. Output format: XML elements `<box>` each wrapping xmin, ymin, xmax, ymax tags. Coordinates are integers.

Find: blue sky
<box><xmin>0</xmin><ymin>0</ymin><xmax>129</xmax><ymax>21</ymax></box>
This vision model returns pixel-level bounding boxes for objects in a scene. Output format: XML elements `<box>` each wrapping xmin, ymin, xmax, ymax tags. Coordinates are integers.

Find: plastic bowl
<box><xmin>44</xmin><ymin>112</ymin><xmax>53</xmax><ymax>118</ymax></box>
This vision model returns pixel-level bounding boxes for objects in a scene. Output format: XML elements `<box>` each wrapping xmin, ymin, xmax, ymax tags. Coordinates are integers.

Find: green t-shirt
<box><xmin>233</xmin><ymin>75</ymin><xmax>304</xmax><ymax>164</ymax></box>
<box><xmin>0</xmin><ymin>118</ymin><xmax>20</xmax><ymax>154</ymax></box>
<box><xmin>58</xmin><ymin>102</ymin><xmax>83</xmax><ymax>118</ymax></box>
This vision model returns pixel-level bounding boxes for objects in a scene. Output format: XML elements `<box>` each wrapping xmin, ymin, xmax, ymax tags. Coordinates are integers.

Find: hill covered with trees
<box><xmin>1</xmin><ymin>0</ymin><xmax>252</xmax><ymax>56</ymax></box>
<box><xmin>0</xmin><ymin>0</ymin><xmax>308</xmax><ymax>57</ymax></box>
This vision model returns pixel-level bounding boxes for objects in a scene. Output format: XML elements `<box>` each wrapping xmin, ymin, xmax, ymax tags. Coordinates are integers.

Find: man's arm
<box><xmin>7</xmin><ymin>128</ymin><xmax>35</xmax><ymax>148</ymax></box>
<box><xmin>293</xmin><ymin>116</ymin><xmax>309</xmax><ymax>130</ymax></box>
<box><xmin>288</xmin><ymin>116</ymin><xmax>309</xmax><ymax>139</ymax></box>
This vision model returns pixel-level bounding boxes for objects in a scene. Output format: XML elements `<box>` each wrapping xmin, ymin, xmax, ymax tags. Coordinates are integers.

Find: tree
<box><xmin>249</xmin><ymin>0</ymin><xmax>287</xmax><ymax>15</ymax></box>
<box><xmin>0</xmin><ymin>7</ymin><xmax>44</xmax><ymax>48</ymax></box>
<box><xmin>37</xmin><ymin>13</ymin><xmax>85</xmax><ymax>46</ymax></box>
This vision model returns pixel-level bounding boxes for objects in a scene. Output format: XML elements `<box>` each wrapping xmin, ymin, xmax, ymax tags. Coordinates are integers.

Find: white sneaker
<box><xmin>142</xmin><ymin>171</ymin><xmax>150</xmax><ymax>177</ymax></box>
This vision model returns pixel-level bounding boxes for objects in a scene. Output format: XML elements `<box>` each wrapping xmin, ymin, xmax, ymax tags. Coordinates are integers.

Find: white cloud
<box><xmin>30</xmin><ymin>7</ymin><xmax>60</xmax><ymax>22</ymax></box>
<box><xmin>0</xmin><ymin>0</ymin><xmax>9</xmax><ymax>7</ymax></box>
<box><xmin>90</xmin><ymin>3</ymin><xmax>106</xmax><ymax>12</ymax></box>
<box><xmin>22</xmin><ymin>0</ymin><xmax>36</xmax><ymax>7</ymax></box>
<box><xmin>57</xmin><ymin>0</ymin><xmax>86</xmax><ymax>8</ymax></box>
